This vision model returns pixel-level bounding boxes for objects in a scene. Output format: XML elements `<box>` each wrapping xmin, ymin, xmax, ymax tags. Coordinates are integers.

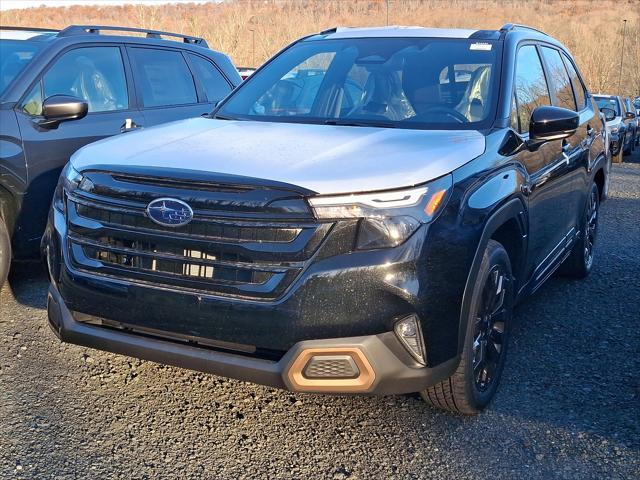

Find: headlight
<box><xmin>53</xmin><ymin>163</ymin><xmax>83</xmax><ymax>212</ymax></box>
<box><xmin>308</xmin><ymin>175</ymin><xmax>452</xmax><ymax>249</ymax></box>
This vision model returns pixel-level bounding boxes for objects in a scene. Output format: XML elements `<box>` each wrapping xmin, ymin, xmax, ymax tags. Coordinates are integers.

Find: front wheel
<box><xmin>0</xmin><ymin>218</ymin><xmax>10</xmax><ymax>288</ymax></box>
<box><xmin>421</xmin><ymin>240</ymin><xmax>513</xmax><ymax>414</ymax></box>
<box><xmin>560</xmin><ymin>182</ymin><xmax>599</xmax><ymax>278</ymax></box>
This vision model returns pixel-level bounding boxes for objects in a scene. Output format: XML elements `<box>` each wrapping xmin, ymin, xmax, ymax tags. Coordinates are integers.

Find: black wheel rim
<box><xmin>584</xmin><ymin>188</ymin><xmax>598</xmax><ymax>269</ymax></box>
<box><xmin>472</xmin><ymin>266</ymin><xmax>508</xmax><ymax>392</ymax></box>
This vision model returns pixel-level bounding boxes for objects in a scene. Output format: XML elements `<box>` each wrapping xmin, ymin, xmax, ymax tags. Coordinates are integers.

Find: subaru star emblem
<box><xmin>146</xmin><ymin>198</ymin><xmax>194</xmax><ymax>227</ymax></box>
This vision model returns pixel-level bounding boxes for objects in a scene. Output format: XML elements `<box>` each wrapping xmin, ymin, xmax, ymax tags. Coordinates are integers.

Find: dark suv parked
<box><xmin>44</xmin><ymin>24</ymin><xmax>608</xmax><ymax>414</ymax></box>
<box><xmin>0</xmin><ymin>25</ymin><xmax>241</xmax><ymax>284</ymax></box>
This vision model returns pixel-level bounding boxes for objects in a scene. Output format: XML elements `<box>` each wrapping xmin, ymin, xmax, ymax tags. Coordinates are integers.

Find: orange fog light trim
<box><xmin>425</xmin><ymin>189</ymin><xmax>447</xmax><ymax>216</ymax></box>
<box><xmin>287</xmin><ymin>347</ymin><xmax>376</xmax><ymax>393</ymax></box>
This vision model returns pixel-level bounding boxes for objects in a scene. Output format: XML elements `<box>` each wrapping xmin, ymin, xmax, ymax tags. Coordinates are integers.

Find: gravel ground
<box><xmin>1</xmin><ymin>154</ymin><xmax>639</xmax><ymax>480</ymax></box>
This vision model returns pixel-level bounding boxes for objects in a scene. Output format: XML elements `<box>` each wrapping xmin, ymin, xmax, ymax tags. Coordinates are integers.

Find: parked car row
<box><xmin>594</xmin><ymin>94</ymin><xmax>638</xmax><ymax>162</ymax></box>
<box><xmin>2</xmin><ymin>23</ymin><xmax>612</xmax><ymax>415</ymax></box>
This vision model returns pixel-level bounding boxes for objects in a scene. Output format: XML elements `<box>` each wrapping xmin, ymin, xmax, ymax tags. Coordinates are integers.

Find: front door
<box><xmin>14</xmin><ymin>45</ymin><xmax>143</xmax><ymax>253</ymax></box>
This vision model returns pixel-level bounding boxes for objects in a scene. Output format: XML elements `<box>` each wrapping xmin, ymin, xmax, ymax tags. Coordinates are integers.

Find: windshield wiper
<box><xmin>212</xmin><ymin>113</ymin><xmax>239</xmax><ymax>121</ymax></box>
<box><xmin>323</xmin><ymin>119</ymin><xmax>396</xmax><ymax>128</ymax></box>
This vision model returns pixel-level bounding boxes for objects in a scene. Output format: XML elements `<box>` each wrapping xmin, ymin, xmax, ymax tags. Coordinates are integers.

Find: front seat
<box><xmin>71</xmin><ymin>56</ymin><xmax>118</xmax><ymax>112</ymax></box>
<box><xmin>456</xmin><ymin>66</ymin><xmax>491</xmax><ymax>122</ymax></box>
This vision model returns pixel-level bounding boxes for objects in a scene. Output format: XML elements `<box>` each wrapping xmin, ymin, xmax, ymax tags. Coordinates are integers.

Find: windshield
<box><xmin>216</xmin><ymin>37</ymin><xmax>500</xmax><ymax>129</ymax></box>
<box><xmin>594</xmin><ymin>96</ymin><xmax>620</xmax><ymax>116</ymax></box>
<box><xmin>0</xmin><ymin>40</ymin><xmax>43</xmax><ymax>95</ymax></box>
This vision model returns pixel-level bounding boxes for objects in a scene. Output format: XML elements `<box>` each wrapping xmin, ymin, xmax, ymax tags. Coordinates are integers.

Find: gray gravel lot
<box><xmin>1</xmin><ymin>155</ymin><xmax>639</xmax><ymax>480</ymax></box>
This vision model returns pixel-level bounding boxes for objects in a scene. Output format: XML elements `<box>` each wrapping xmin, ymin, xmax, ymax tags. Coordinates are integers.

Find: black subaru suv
<box><xmin>0</xmin><ymin>25</ymin><xmax>241</xmax><ymax>285</ymax></box>
<box><xmin>44</xmin><ymin>24</ymin><xmax>608</xmax><ymax>414</ymax></box>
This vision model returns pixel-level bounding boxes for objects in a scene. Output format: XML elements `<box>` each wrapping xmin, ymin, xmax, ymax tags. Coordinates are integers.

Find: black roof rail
<box><xmin>58</xmin><ymin>25</ymin><xmax>208</xmax><ymax>47</ymax></box>
<box><xmin>499</xmin><ymin>23</ymin><xmax>549</xmax><ymax>36</ymax></box>
<box><xmin>0</xmin><ymin>26</ymin><xmax>59</xmax><ymax>33</ymax></box>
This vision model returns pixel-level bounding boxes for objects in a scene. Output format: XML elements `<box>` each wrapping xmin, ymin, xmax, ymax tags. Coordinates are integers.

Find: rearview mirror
<box><xmin>625</xmin><ymin>110</ymin><xmax>636</xmax><ymax>119</ymax></box>
<box><xmin>527</xmin><ymin>105</ymin><xmax>579</xmax><ymax>150</ymax></box>
<box><xmin>600</xmin><ymin>107</ymin><xmax>616</xmax><ymax>122</ymax></box>
<box><xmin>39</xmin><ymin>95</ymin><xmax>88</xmax><ymax>128</ymax></box>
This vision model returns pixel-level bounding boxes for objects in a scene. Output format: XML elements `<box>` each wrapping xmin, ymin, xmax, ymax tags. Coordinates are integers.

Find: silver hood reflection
<box><xmin>71</xmin><ymin>117</ymin><xmax>486</xmax><ymax>194</ymax></box>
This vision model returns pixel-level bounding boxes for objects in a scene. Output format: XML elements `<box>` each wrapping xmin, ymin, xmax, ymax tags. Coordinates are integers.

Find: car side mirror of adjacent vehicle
<box><xmin>625</xmin><ymin>110</ymin><xmax>636</xmax><ymax>119</ymax></box>
<box><xmin>526</xmin><ymin>105</ymin><xmax>579</xmax><ymax>151</ymax></box>
<box><xmin>39</xmin><ymin>95</ymin><xmax>88</xmax><ymax>129</ymax></box>
<box><xmin>600</xmin><ymin>107</ymin><xmax>616</xmax><ymax>122</ymax></box>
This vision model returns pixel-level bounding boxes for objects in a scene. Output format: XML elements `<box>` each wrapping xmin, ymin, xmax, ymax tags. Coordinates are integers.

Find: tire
<box><xmin>560</xmin><ymin>182</ymin><xmax>599</xmax><ymax>279</ymax></box>
<box><xmin>623</xmin><ymin>134</ymin><xmax>632</xmax><ymax>156</ymax></box>
<box><xmin>421</xmin><ymin>240</ymin><xmax>513</xmax><ymax>414</ymax></box>
<box><xmin>0</xmin><ymin>218</ymin><xmax>10</xmax><ymax>288</ymax></box>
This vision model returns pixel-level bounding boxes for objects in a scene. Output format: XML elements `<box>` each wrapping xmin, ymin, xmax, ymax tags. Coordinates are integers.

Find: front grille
<box><xmin>65</xmin><ymin>171</ymin><xmax>332</xmax><ymax>300</ymax></box>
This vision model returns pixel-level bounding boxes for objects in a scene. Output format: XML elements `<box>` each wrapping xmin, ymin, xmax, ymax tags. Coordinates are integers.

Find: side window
<box><xmin>22</xmin><ymin>81</ymin><xmax>43</xmax><ymax>116</ymax></box>
<box><xmin>514</xmin><ymin>45</ymin><xmax>551</xmax><ymax>133</ymax></box>
<box><xmin>43</xmin><ymin>47</ymin><xmax>128</xmax><ymax>113</ymax></box>
<box><xmin>130</xmin><ymin>48</ymin><xmax>197</xmax><ymax>108</ymax></box>
<box><xmin>187</xmin><ymin>54</ymin><xmax>231</xmax><ymax>104</ymax></box>
<box><xmin>509</xmin><ymin>93</ymin><xmax>519</xmax><ymax>131</ymax></box>
<box><xmin>562</xmin><ymin>53</ymin><xmax>586</xmax><ymax>110</ymax></box>
<box><xmin>540</xmin><ymin>47</ymin><xmax>576</xmax><ymax>111</ymax></box>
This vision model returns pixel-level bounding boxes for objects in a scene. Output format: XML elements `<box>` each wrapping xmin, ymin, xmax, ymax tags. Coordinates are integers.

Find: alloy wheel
<box><xmin>472</xmin><ymin>266</ymin><xmax>508</xmax><ymax>392</ymax></box>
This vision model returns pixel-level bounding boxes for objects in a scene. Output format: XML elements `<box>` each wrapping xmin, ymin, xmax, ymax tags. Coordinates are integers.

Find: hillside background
<box><xmin>2</xmin><ymin>0</ymin><xmax>639</xmax><ymax>96</ymax></box>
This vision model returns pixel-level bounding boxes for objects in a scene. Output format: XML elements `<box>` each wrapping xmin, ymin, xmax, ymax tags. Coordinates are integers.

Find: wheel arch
<box><xmin>456</xmin><ymin>197</ymin><xmax>527</xmax><ymax>353</ymax></box>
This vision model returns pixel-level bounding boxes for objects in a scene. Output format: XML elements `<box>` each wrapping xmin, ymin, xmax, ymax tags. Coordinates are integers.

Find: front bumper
<box><xmin>47</xmin><ymin>284</ymin><xmax>458</xmax><ymax>394</ymax></box>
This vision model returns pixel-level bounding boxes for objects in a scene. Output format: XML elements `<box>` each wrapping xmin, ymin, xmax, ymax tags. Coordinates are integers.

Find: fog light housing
<box><xmin>394</xmin><ymin>315</ymin><xmax>426</xmax><ymax>365</ymax></box>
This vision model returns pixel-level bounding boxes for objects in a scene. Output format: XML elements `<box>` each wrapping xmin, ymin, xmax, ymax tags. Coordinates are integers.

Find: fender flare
<box><xmin>456</xmin><ymin>197</ymin><xmax>527</xmax><ymax>353</ymax></box>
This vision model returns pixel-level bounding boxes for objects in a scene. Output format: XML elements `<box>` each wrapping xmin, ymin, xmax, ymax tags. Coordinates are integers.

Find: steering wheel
<box><xmin>416</xmin><ymin>106</ymin><xmax>469</xmax><ymax>123</ymax></box>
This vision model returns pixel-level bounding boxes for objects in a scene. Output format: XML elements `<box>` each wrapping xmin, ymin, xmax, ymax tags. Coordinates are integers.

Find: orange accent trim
<box><xmin>287</xmin><ymin>347</ymin><xmax>375</xmax><ymax>393</ymax></box>
<box><xmin>425</xmin><ymin>189</ymin><xmax>447</xmax><ymax>216</ymax></box>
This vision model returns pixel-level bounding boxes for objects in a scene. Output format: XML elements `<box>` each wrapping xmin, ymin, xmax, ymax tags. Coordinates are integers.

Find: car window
<box><xmin>130</xmin><ymin>48</ymin><xmax>197</xmax><ymax>107</ymax></box>
<box><xmin>539</xmin><ymin>47</ymin><xmax>576</xmax><ymax>111</ymax></box>
<box><xmin>561</xmin><ymin>53</ymin><xmax>586</xmax><ymax>110</ymax></box>
<box><xmin>0</xmin><ymin>40</ymin><xmax>44</xmax><ymax>95</ymax></box>
<box><xmin>187</xmin><ymin>54</ymin><xmax>231</xmax><ymax>104</ymax></box>
<box><xmin>218</xmin><ymin>38</ymin><xmax>500</xmax><ymax>130</ymax></box>
<box><xmin>42</xmin><ymin>46</ymin><xmax>128</xmax><ymax>113</ymax></box>
<box><xmin>513</xmin><ymin>45</ymin><xmax>551</xmax><ymax>133</ymax></box>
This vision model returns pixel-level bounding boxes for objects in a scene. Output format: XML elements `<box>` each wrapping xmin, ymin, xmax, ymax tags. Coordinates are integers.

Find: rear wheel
<box><xmin>561</xmin><ymin>182</ymin><xmax>599</xmax><ymax>278</ymax></box>
<box><xmin>623</xmin><ymin>133</ymin><xmax>632</xmax><ymax>156</ymax></box>
<box><xmin>421</xmin><ymin>240</ymin><xmax>513</xmax><ymax>414</ymax></box>
<box><xmin>0</xmin><ymin>218</ymin><xmax>10</xmax><ymax>288</ymax></box>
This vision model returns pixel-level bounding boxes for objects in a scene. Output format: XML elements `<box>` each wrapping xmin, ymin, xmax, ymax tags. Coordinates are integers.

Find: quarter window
<box><xmin>513</xmin><ymin>45</ymin><xmax>551</xmax><ymax>133</ymax></box>
<box><xmin>43</xmin><ymin>47</ymin><xmax>128</xmax><ymax>113</ymax></box>
<box><xmin>130</xmin><ymin>48</ymin><xmax>197</xmax><ymax>107</ymax></box>
<box><xmin>562</xmin><ymin>53</ymin><xmax>586</xmax><ymax>110</ymax></box>
<box><xmin>187</xmin><ymin>54</ymin><xmax>232</xmax><ymax>104</ymax></box>
<box><xmin>540</xmin><ymin>47</ymin><xmax>576</xmax><ymax>111</ymax></box>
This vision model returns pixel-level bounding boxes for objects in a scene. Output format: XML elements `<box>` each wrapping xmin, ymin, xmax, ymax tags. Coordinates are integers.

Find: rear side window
<box><xmin>540</xmin><ymin>47</ymin><xmax>576</xmax><ymax>111</ymax></box>
<box><xmin>130</xmin><ymin>48</ymin><xmax>197</xmax><ymax>107</ymax></box>
<box><xmin>562</xmin><ymin>53</ymin><xmax>586</xmax><ymax>110</ymax></box>
<box><xmin>187</xmin><ymin>54</ymin><xmax>231</xmax><ymax>103</ymax></box>
<box><xmin>41</xmin><ymin>46</ymin><xmax>128</xmax><ymax>113</ymax></box>
<box><xmin>513</xmin><ymin>45</ymin><xmax>551</xmax><ymax>133</ymax></box>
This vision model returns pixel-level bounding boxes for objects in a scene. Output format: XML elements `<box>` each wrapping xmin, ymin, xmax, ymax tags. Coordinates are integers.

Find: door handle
<box><xmin>561</xmin><ymin>140</ymin><xmax>571</xmax><ymax>164</ymax></box>
<box><xmin>586</xmin><ymin>125</ymin><xmax>594</xmax><ymax>137</ymax></box>
<box><xmin>120</xmin><ymin>118</ymin><xmax>142</xmax><ymax>133</ymax></box>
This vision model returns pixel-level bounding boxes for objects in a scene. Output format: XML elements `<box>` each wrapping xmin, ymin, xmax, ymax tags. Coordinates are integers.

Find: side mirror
<box><xmin>527</xmin><ymin>105</ymin><xmax>579</xmax><ymax>150</ymax></box>
<box><xmin>600</xmin><ymin>107</ymin><xmax>616</xmax><ymax>122</ymax></box>
<box><xmin>625</xmin><ymin>110</ymin><xmax>636</xmax><ymax>119</ymax></box>
<box><xmin>39</xmin><ymin>95</ymin><xmax>88</xmax><ymax>128</ymax></box>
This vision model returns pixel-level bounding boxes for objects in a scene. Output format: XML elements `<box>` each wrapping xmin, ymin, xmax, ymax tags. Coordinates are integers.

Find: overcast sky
<box><xmin>0</xmin><ymin>0</ymin><xmax>215</xmax><ymax>11</ymax></box>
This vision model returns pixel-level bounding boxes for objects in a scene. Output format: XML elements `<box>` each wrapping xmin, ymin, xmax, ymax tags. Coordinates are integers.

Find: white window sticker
<box><xmin>470</xmin><ymin>42</ymin><xmax>492</xmax><ymax>51</ymax></box>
